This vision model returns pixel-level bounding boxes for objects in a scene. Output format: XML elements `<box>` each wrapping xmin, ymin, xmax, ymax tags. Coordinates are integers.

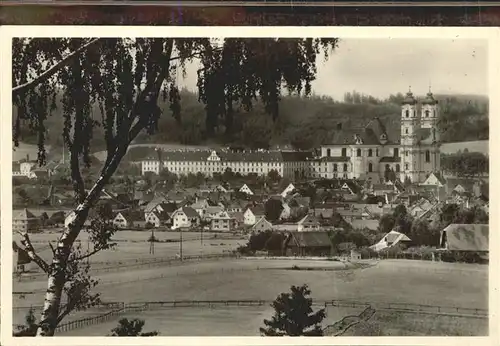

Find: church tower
<box><xmin>400</xmin><ymin>88</ymin><xmax>420</xmax><ymax>183</ymax></box>
<box><xmin>420</xmin><ymin>87</ymin><xmax>441</xmax><ymax>179</ymax></box>
<box><xmin>420</xmin><ymin>88</ymin><xmax>439</xmax><ymax>140</ymax></box>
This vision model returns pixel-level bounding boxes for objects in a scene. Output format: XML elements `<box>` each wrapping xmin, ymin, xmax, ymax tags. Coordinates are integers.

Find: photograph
<box><xmin>6</xmin><ymin>29</ymin><xmax>490</xmax><ymax>339</ymax></box>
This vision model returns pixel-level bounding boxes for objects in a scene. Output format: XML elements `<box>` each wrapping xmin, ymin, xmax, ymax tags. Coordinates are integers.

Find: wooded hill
<box><xmin>15</xmin><ymin>89</ymin><xmax>488</xmax><ymax>153</ymax></box>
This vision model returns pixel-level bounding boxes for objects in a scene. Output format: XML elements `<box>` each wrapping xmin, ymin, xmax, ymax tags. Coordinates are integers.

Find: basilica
<box><xmin>318</xmin><ymin>88</ymin><xmax>441</xmax><ymax>183</ymax></box>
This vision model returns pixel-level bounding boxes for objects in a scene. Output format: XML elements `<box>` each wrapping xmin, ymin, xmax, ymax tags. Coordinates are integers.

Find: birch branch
<box><xmin>18</xmin><ymin>232</ymin><xmax>50</xmax><ymax>274</ymax></box>
<box><xmin>12</xmin><ymin>38</ymin><xmax>102</xmax><ymax>95</ymax></box>
<box><xmin>69</xmin><ymin>246</ymin><xmax>103</xmax><ymax>262</ymax></box>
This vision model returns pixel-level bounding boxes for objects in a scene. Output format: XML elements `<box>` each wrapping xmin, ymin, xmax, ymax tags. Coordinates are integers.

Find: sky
<box><xmin>177</xmin><ymin>38</ymin><xmax>488</xmax><ymax>100</ymax></box>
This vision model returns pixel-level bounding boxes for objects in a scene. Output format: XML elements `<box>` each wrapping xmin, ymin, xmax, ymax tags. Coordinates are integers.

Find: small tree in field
<box><xmin>13</xmin><ymin>37</ymin><xmax>338</xmax><ymax>336</ymax></box>
<box><xmin>260</xmin><ymin>284</ymin><xmax>326</xmax><ymax>336</ymax></box>
<box><xmin>14</xmin><ymin>308</ymin><xmax>38</xmax><ymax>336</ymax></box>
<box><xmin>110</xmin><ymin>318</ymin><xmax>158</xmax><ymax>336</ymax></box>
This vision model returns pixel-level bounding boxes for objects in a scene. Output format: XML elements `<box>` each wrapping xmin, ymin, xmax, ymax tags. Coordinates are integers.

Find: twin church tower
<box><xmin>320</xmin><ymin>88</ymin><xmax>441</xmax><ymax>184</ymax></box>
<box><xmin>400</xmin><ymin>88</ymin><xmax>440</xmax><ymax>183</ymax></box>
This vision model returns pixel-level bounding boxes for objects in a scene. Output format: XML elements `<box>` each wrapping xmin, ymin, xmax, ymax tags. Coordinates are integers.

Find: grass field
<box><xmin>57</xmin><ymin>307</ymin><xmax>488</xmax><ymax>336</ymax></box>
<box><xmin>440</xmin><ymin>140</ymin><xmax>489</xmax><ymax>155</ymax></box>
<box><xmin>13</xmin><ymin>258</ymin><xmax>488</xmax><ymax>335</ymax></box>
<box><xmin>13</xmin><ymin>230</ymin><xmax>245</xmax><ymax>272</ymax></box>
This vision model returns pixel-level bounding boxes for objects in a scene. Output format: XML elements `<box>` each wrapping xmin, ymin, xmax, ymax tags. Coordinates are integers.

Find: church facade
<box><xmin>316</xmin><ymin>89</ymin><xmax>441</xmax><ymax>184</ymax></box>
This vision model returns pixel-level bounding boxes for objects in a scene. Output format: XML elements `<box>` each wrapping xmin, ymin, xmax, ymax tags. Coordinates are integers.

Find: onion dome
<box><xmin>402</xmin><ymin>89</ymin><xmax>417</xmax><ymax>105</ymax></box>
<box><xmin>422</xmin><ymin>90</ymin><xmax>438</xmax><ymax>105</ymax></box>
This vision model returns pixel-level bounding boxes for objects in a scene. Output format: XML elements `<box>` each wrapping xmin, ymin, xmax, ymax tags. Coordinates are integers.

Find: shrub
<box><xmin>440</xmin><ymin>250</ymin><xmax>486</xmax><ymax>264</ymax></box>
<box><xmin>110</xmin><ymin>318</ymin><xmax>158</xmax><ymax>336</ymax></box>
<box><xmin>260</xmin><ymin>284</ymin><xmax>326</xmax><ymax>336</ymax></box>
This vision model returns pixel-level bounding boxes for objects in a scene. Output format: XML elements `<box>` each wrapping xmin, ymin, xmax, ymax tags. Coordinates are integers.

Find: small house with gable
<box><xmin>243</xmin><ymin>205</ymin><xmax>266</xmax><ymax>225</ymax></box>
<box><xmin>113</xmin><ymin>210</ymin><xmax>143</xmax><ymax>229</ymax></box>
<box><xmin>283</xmin><ymin>231</ymin><xmax>333</xmax><ymax>257</ymax></box>
<box><xmin>171</xmin><ymin>206</ymin><xmax>200</xmax><ymax>230</ymax></box>
<box><xmin>297</xmin><ymin>214</ymin><xmax>321</xmax><ymax>232</ymax></box>
<box><xmin>239</xmin><ymin>184</ymin><xmax>254</xmax><ymax>196</ymax></box>
<box><xmin>252</xmin><ymin>217</ymin><xmax>273</xmax><ymax>234</ymax></box>
<box><xmin>439</xmin><ymin>224</ymin><xmax>488</xmax><ymax>253</ymax></box>
<box><xmin>281</xmin><ymin>183</ymin><xmax>296</xmax><ymax>198</ymax></box>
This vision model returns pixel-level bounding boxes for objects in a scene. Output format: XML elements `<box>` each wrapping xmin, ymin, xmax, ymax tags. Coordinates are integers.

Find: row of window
<box><xmin>144</xmin><ymin>161</ymin><xmax>284</xmax><ymax>167</ymax></box>
<box><xmin>327</xmin><ymin>148</ymin><xmax>384</xmax><ymax>158</ymax></box>
<box><xmin>405</xmin><ymin>110</ymin><xmax>433</xmax><ymax>117</ymax></box>
<box><xmin>328</xmin><ymin>147</ymin><xmax>433</xmax><ymax>161</ymax></box>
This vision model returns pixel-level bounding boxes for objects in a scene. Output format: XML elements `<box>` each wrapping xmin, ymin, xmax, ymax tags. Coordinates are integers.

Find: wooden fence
<box><xmin>15</xmin><ymin>298</ymin><xmax>488</xmax><ymax>335</ymax></box>
<box><xmin>55</xmin><ymin>307</ymin><xmax>125</xmax><ymax>334</ymax></box>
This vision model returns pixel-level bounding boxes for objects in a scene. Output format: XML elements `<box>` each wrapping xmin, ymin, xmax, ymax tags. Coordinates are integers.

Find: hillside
<box><xmin>14</xmin><ymin>90</ymin><xmax>488</xmax><ymax>153</ymax></box>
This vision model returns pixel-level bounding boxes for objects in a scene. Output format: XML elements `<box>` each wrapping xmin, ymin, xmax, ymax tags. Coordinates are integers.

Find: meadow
<box><xmin>13</xmin><ymin>258</ymin><xmax>488</xmax><ymax>336</ymax></box>
<box><xmin>440</xmin><ymin>140</ymin><xmax>489</xmax><ymax>156</ymax></box>
<box><xmin>58</xmin><ymin>307</ymin><xmax>488</xmax><ymax>336</ymax></box>
<box><xmin>13</xmin><ymin>230</ymin><xmax>246</xmax><ymax>271</ymax></box>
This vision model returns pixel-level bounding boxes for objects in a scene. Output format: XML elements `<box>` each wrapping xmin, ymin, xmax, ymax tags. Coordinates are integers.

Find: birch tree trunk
<box><xmin>35</xmin><ymin>39</ymin><xmax>174</xmax><ymax>335</ymax></box>
<box><xmin>36</xmin><ymin>148</ymin><xmax>126</xmax><ymax>336</ymax></box>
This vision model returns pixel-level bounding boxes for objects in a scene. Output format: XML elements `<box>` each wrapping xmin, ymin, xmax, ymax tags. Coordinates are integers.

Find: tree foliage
<box><xmin>12</xmin><ymin>37</ymin><xmax>338</xmax><ymax>336</ymax></box>
<box><xmin>265</xmin><ymin>198</ymin><xmax>284</xmax><ymax>222</ymax></box>
<box><xmin>110</xmin><ymin>318</ymin><xmax>158</xmax><ymax>336</ymax></box>
<box><xmin>441</xmin><ymin>152</ymin><xmax>488</xmax><ymax>177</ymax></box>
<box><xmin>14</xmin><ymin>308</ymin><xmax>38</xmax><ymax>337</ymax></box>
<box><xmin>260</xmin><ymin>284</ymin><xmax>326</xmax><ymax>336</ymax></box>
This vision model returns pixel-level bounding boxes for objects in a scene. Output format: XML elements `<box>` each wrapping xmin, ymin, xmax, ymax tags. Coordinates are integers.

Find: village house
<box><xmin>112</xmin><ymin>210</ymin><xmax>144</xmax><ymax>229</ymax></box>
<box><xmin>273</xmin><ymin>222</ymin><xmax>300</xmax><ymax>232</ymax></box>
<box><xmin>408</xmin><ymin>198</ymin><xmax>435</xmax><ymax>218</ymax></box>
<box><xmin>279</xmin><ymin>202</ymin><xmax>292</xmax><ymax>220</ymax></box>
<box><xmin>439</xmin><ymin>224</ymin><xmax>488</xmax><ymax>253</ymax></box>
<box><xmin>13</xmin><ymin>208</ymin><xmax>40</xmax><ymax>233</ymax></box>
<box><xmin>210</xmin><ymin>211</ymin><xmax>236</xmax><ymax>232</ymax></box>
<box><xmin>371</xmin><ymin>183</ymin><xmax>398</xmax><ymax>197</ymax></box>
<box><xmin>143</xmin><ymin>196</ymin><xmax>170</xmax><ymax>213</ymax></box>
<box><xmin>357</xmin><ymin>203</ymin><xmax>394</xmax><ymax>219</ymax></box>
<box><xmin>311</xmin><ymin>206</ymin><xmax>335</xmax><ymax>219</ymax></box>
<box><xmin>191</xmin><ymin>198</ymin><xmax>210</xmax><ymax>218</ymax></box>
<box><xmin>370</xmin><ymin>230</ymin><xmax>412</xmax><ymax>252</ymax></box>
<box><xmin>335</xmin><ymin>206</ymin><xmax>364</xmax><ymax>223</ymax></box>
<box><xmin>280</xmin><ymin>183</ymin><xmax>296</xmax><ymax>198</ymax></box>
<box><xmin>144</xmin><ymin>210</ymin><xmax>171</xmax><ymax>228</ymax></box>
<box><xmin>171</xmin><ymin>206</ymin><xmax>200</xmax><ymax>230</ymax></box>
<box><xmin>350</xmin><ymin>219</ymin><xmax>379</xmax><ymax>231</ymax></box>
<box><xmin>205</xmin><ymin>205</ymin><xmax>226</xmax><ymax>220</ymax></box>
<box><xmin>225</xmin><ymin>200</ymin><xmax>246</xmax><ymax>213</ymax></box>
<box><xmin>239</xmin><ymin>184</ymin><xmax>255</xmax><ymax>195</ymax></box>
<box><xmin>48</xmin><ymin>210</ymin><xmax>68</xmax><ymax>226</ymax></box>
<box><xmin>394</xmin><ymin>192</ymin><xmax>421</xmax><ymax>207</ymax></box>
<box><xmin>297</xmin><ymin>214</ymin><xmax>321</xmax><ymax>232</ymax></box>
<box><xmin>283</xmin><ymin>231</ymin><xmax>333</xmax><ymax>257</ymax></box>
<box><xmin>165</xmin><ymin>190</ymin><xmax>189</xmax><ymax>204</ymax></box>
<box><xmin>31</xmin><ymin>168</ymin><xmax>51</xmax><ymax>180</ymax></box>
<box><xmin>472</xmin><ymin>180</ymin><xmax>489</xmax><ymax>201</ymax></box>
<box><xmin>251</xmin><ymin>217</ymin><xmax>273</xmax><ymax>233</ymax></box>
<box><xmin>420</xmin><ymin>172</ymin><xmax>447</xmax><ymax>187</ymax></box>
<box><xmin>228</xmin><ymin>211</ymin><xmax>244</xmax><ymax>227</ymax></box>
<box><xmin>341</xmin><ymin>181</ymin><xmax>361</xmax><ymax>195</ymax></box>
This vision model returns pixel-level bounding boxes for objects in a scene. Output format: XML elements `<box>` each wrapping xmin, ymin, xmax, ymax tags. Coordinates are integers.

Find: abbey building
<box><xmin>141</xmin><ymin>89</ymin><xmax>441</xmax><ymax>184</ymax></box>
